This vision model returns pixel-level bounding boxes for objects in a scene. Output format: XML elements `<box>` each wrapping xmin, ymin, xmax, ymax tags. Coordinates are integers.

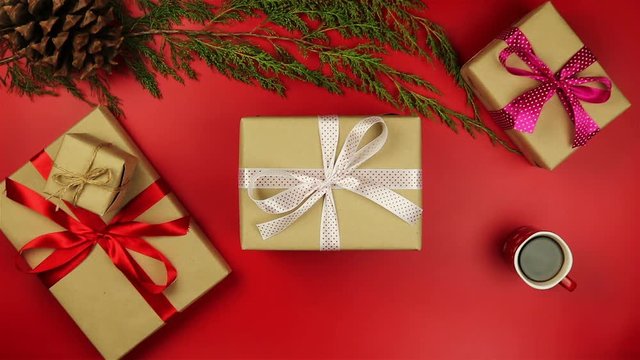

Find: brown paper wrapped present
<box><xmin>461</xmin><ymin>2</ymin><xmax>631</xmax><ymax>170</ymax></box>
<box><xmin>43</xmin><ymin>133</ymin><xmax>137</xmax><ymax>216</ymax></box>
<box><xmin>0</xmin><ymin>107</ymin><xmax>231</xmax><ymax>359</ymax></box>
<box><xmin>239</xmin><ymin>115</ymin><xmax>423</xmax><ymax>250</ymax></box>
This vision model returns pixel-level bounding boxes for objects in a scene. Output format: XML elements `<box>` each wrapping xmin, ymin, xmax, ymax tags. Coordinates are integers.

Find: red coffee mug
<box><xmin>503</xmin><ymin>226</ymin><xmax>576</xmax><ymax>291</ymax></box>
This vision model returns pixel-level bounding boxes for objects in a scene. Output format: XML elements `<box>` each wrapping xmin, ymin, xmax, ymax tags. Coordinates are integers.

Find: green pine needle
<box><xmin>88</xmin><ymin>75</ymin><xmax>123</xmax><ymax>117</ymax></box>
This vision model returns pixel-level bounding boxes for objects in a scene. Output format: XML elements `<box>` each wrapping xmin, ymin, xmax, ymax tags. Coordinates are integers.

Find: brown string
<box><xmin>48</xmin><ymin>143</ymin><xmax>125</xmax><ymax>207</ymax></box>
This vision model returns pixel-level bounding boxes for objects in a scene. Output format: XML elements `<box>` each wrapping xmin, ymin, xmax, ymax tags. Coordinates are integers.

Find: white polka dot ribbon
<box><xmin>240</xmin><ymin>115</ymin><xmax>423</xmax><ymax>250</ymax></box>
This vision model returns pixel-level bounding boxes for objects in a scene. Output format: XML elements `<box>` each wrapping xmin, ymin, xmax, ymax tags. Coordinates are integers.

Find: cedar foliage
<box><xmin>0</xmin><ymin>0</ymin><xmax>516</xmax><ymax>152</ymax></box>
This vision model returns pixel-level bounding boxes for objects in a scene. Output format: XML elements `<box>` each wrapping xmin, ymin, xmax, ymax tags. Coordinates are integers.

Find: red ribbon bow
<box><xmin>5</xmin><ymin>151</ymin><xmax>188</xmax><ymax>321</ymax></box>
<box><xmin>490</xmin><ymin>28</ymin><xmax>612</xmax><ymax>147</ymax></box>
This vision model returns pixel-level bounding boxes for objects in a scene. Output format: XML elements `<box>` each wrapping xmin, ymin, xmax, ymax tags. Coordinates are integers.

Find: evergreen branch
<box><xmin>124</xmin><ymin>28</ymin><xmax>510</xmax><ymax>150</ymax></box>
<box><xmin>122</xmin><ymin>49</ymin><xmax>163</xmax><ymax>98</ymax></box>
<box><xmin>126</xmin><ymin>0</ymin><xmax>215</xmax><ymax>32</ymax></box>
<box><xmin>127</xmin><ymin>29</ymin><xmax>506</xmax><ymax>149</ymax></box>
<box><xmin>409</xmin><ymin>14</ymin><xmax>481</xmax><ymax>119</ymax></box>
<box><xmin>209</xmin><ymin>3</ymin><xmax>242</xmax><ymax>23</ymax></box>
<box><xmin>5</xmin><ymin>64</ymin><xmax>56</xmax><ymax>96</ymax></box>
<box><xmin>0</xmin><ymin>54</ymin><xmax>21</xmax><ymax>66</ymax></box>
<box><xmin>390</xmin><ymin>78</ymin><xmax>517</xmax><ymax>153</ymax></box>
<box><xmin>30</xmin><ymin>66</ymin><xmax>96</xmax><ymax>107</ymax></box>
<box><xmin>129</xmin><ymin>29</ymin><xmax>212</xmax><ymax>37</ymax></box>
<box><xmin>0</xmin><ymin>0</ymin><xmax>514</xmax><ymax>153</ymax></box>
<box><xmin>87</xmin><ymin>75</ymin><xmax>123</xmax><ymax>117</ymax></box>
<box><xmin>57</xmin><ymin>77</ymin><xmax>95</xmax><ymax>106</ymax></box>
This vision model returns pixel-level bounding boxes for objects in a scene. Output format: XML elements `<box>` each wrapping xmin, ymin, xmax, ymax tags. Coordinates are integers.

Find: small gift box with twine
<box><xmin>43</xmin><ymin>133</ymin><xmax>137</xmax><ymax>216</ymax></box>
<box><xmin>1</xmin><ymin>107</ymin><xmax>230</xmax><ymax>359</ymax></box>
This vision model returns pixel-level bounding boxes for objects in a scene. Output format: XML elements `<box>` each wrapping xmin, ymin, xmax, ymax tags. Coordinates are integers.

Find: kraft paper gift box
<box><xmin>461</xmin><ymin>2</ymin><xmax>631</xmax><ymax>170</ymax></box>
<box><xmin>239</xmin><ymin>115</ymin><xmax>423</xmax><ymax>250</ymax></box>
<box><xmin>0</xmin><ymin>107</ymin><xmax>231</xmax><ymax>359</ymax></box>
<box><xmin>43</xmin><ymin>133</ymin><xmax>137</xmax><ymax>216</ymax></box>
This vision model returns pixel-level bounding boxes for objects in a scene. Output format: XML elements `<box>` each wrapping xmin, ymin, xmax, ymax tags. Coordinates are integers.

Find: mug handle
<box><xmin>560</xmin><ymin>276</ymin><xmax>577</xmax><ymax>292</ymax></box>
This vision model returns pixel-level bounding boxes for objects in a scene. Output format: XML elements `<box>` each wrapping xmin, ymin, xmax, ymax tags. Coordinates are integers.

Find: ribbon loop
<box><xmin>246</xmin><ymin>115</ymin><xmax>422</xmax><ymax>250</ymax></box>
<box><xmin>490</xmin><ymin>28</ymin><xmax>612</xmax><ymax>147</ymax></box>
<box><xmin>248</xmin><ymin>170</ymin><xmax>323</xmax><ymax>214</ymax></box>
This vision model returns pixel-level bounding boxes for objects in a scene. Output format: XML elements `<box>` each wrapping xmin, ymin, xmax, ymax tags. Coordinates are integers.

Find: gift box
<box><xmin>0</xmin><ymin>107</ymin><xmax>231</xmax><ymax>359</ymax></box>
<box><xmin>239</xmin><ymin>115</ymin><xmax>423</xmax><ymax>250</ymax></box>
<box><xmin>461</xmin><ymin>2</ymin><xmax>631</xmax><ymax>170</ymax></box>
<box><xmin>43</xmin><ymin>133</ymin><xmax>137</xmax><ymax>216</ymax></box>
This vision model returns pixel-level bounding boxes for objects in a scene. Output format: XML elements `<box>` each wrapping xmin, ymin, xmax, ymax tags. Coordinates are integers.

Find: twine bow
<box><xmin>490</xmin><ymin>28</ymin><xmax>612</xmax><ymax>147</ymax></box>
<box><xmin>48</xmin><ymin>143</ymin><xmax>121</xmax><ymax>207</ymax></box>
<box><xmin>246</xmin><ymin>115</ymin><xmax>422</xmax><ymax>250</ymax></box>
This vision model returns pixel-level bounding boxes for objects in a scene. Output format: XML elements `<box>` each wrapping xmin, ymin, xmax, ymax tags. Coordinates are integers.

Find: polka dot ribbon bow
<box><xmin>241</xmin><ymin>115</ymin><xmax>422</xmax><ymax>250</ymax></box>
<box><xmin>489</xmin><ymin>28</ymin><xmax>612</xmax><ymax>147</ymax></box>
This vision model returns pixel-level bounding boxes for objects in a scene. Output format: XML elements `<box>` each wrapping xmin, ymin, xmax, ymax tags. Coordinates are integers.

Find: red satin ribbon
<box><xmin>6</xmin><ymin>150</ymin><xmax>187</xmax><ymax>321</ymax></box>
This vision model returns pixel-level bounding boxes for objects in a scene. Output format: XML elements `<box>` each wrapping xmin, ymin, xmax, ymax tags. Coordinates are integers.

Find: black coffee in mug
<box><xmin>518</xmin><ymin>236</ymin><xmax>564</xmax><ymax>282</ymax></box>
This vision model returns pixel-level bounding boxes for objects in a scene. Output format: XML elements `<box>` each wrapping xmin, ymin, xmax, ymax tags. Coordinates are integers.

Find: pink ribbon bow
<box><xmin>490</xmin><ymin>28</ymin><xmax>612</xmax><ymax>147</ymax></box>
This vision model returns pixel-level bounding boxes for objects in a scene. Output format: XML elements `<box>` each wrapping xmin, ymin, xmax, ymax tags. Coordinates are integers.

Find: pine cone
<box><xmin>0</xmin><ymin>0</ymin><xmax>123</xmax><ymax>78</ymax></box>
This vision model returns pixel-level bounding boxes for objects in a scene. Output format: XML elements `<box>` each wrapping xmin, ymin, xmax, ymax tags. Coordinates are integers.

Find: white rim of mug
<box><xmin>513</xmin><ymin>231</ymin><xmax>573</xmax><ymax>290</ymax></box>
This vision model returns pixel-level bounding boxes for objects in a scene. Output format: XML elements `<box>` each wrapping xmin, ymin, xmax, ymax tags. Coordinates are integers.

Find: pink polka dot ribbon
<box><xmin>241</xmin><ymin>115</ymin><xmax>423</xmax><ymax>251</ymax></box>
<box><xmin>489</xmin><ymin>28</ymin><xmax>612</xmax><ymax>147</ymax></box>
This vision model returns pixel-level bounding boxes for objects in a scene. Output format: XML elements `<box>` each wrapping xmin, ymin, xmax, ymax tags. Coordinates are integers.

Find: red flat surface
<box><xmin>1</xmin><ymin>0</ymin><xmax>639</xmax><ymax>359</ymax></box>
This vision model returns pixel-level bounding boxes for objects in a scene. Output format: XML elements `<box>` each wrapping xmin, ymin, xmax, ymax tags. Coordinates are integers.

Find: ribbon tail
<box><xmin>99</xmin><ymin>236</ymin><xmax>171</xmax><ymax>294</ymax></box>
<box><xmin>568</xmin><ymin>99</ymin><xmax>600</xmax><ymax>147</ymax></box>
<box><xmin>320</xmin><ymin>190</ymin><xmax>340</xmax><ymax>251</ymax></box>
<box><xmin>17</xmin><ymin>232</ymin><xmax>95</xmax><ymax>287</ymax></box>
<box><xmin>98</xmin><ymin>237</ymin><xmax>177</xmax><ymax>320</ymax></box>
<box><xmin>257</xmin><ymin>190</ymin><xmax>326</xmax><ymax>240</ymax></box>
<box><xmin>19</xmin><ymin>230</ymin><xmax>87</xmax><ymax>251</ymax></box>
<box><xmin>25</xmin><ymin>242</ymin><xmax>94</xmax><ymax>285</ymax></box>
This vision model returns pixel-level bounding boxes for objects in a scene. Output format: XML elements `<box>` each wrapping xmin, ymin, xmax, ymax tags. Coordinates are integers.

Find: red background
<box><xmin>1</xmin><ymin>0</ymin><xmax>639</xmax><ymax>358</ymax></box>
